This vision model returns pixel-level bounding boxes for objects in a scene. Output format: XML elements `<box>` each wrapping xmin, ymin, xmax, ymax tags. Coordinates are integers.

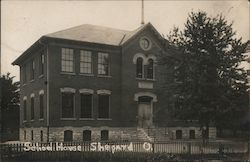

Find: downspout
<box><xmin>46</xmin><ymin>44</ymin><xmax>50</xmax><ymax>142</ymax></box>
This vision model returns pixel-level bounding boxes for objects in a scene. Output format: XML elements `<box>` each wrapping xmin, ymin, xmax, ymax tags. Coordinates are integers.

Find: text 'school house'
<box><xmin>12</xmin><ymin>23</ymin><xmax>216</xmax><ymax>142</ymax></box>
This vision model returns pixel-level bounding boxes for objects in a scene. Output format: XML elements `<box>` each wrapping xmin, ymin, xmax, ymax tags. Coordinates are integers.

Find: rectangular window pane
<box><xmin>31</xmin><ymin>97</ymin><xmax>34</xmax><ymax>120</ymax></box>
<box><xmin>98</xmin><ymin>95</ymin><xmax>109</xmax><ymax>118</ymax></box>
<box><xmin>40</xmin><ymin>53</ymin><xmax>44</xmax><ymax>75</ymax></box>
<box><xmin>24</xmin><ymin>100</ymin><xmax>27</xmax><ymax>120</ymax></box>
<box><xmin>23</xmin><ymin>65</ymin><xmax>27</xmax><ymax>84</ymax></box>
<box><xmin>80</xmin><ymin>94</ymin><xmax>92</xmax><ymax>118</ymax></box>
<box><xmin>98</xmin><ymin>53</ymin><xmax>109</xmax><ymax>75</ymax></box>
<box><xmin>80</xmin><ymin>50</ymin><xmax>92</xmax><ymax>74</ymax></box>
<box><xmin>39</xmin><ymin>95</ymin><xmax>44</xmax><ymax>119</ymax></box>
<box><xmin>30</xmin><ymin>60</ymin><xmax>35</xmax><ymax>80</ymax></box>
<box><xmin>62</xmin><ymin>93</ymin><xmax>74</xmax><ymax>118</ymax></box>
<box><xmin>61</xmin><ymin>48</ymin><xmax>74</xmax><ymax>73</ymax></box>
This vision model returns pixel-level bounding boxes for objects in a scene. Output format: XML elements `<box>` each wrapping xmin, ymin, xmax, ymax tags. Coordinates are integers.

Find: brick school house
<box><xmin>12</xmin><ymin>23</ymin><xmax>216</xmax><ymax>142</ymax></box>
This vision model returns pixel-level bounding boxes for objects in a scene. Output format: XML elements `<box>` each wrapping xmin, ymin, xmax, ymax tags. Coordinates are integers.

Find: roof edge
<box><xmin>12</xmin><ymin>36</ymin><xmax>47</xmax><ymax>65</ymax></box>
<box><xmin>121</xmin><ymin>22</ymin><xmax>165</xmax><ymax>46</ymax></box>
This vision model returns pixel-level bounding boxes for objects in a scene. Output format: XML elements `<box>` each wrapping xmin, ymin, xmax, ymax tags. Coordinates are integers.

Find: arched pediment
<box><xmin>60</xmin><ymin>87</ymin><xmax>76</xmax><ymax>93</ymax></box>
<box><xmin>133</xmin><ymin>53</ymin><xmax>147</xmax><ymax>64</ymax></box>
<box><xmin>134</xmin><ymin>92</ymin><xmax>157</xmax><ymax>102</ymax></box>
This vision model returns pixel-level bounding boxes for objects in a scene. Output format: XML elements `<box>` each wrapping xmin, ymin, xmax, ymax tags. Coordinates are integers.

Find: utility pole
<box><xmin>0</xmin><ymin>78</ymin><xmax>2</xmax><ymax>143</ymax></box>
<box><xmin>141</xmin><ymin>0</ymin><xmax>145</xmax><ymax>25</ymax></box>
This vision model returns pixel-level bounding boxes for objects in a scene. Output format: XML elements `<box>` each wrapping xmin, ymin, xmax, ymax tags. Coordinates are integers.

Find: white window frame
<box><xmin>61</xmin><ymin>48</ymin><xmax>74</xmax><ymax>73</ymax></box>
<box><xmin>60</xmin><ymin>88</ymin><xmax>76</xmax><ymax>119</ymax></box>
<box><xmin>98</xmin><ymin>52</ymin><xmax>110</xmax><ymax>76</ymax></box>
<box><xmin>79</xmin><ymin>89</ymin><xmax>94</xmax><ymax>119</ymax></box>
<box><xmin>97</xmin><ymin>90</ymin><xmax>111</xmax><ymax>120</ymax></box>
<box><xmin>80</xmin><ymin>50</ymin><xmax>92</xmax><ymax>74</ymax></box>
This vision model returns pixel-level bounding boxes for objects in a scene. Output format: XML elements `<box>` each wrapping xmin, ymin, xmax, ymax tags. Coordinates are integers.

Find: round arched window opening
<box><xmin>140</xmin><ymin>37</ymin><xmax>152</xmax><ymax>51</ymax></box>
<box><xmin>136</xmin><ymin>57</ymin><xmax>143</xmax><ymax>78</ymax></box>
<box><xmin>147</xmin><ymin>59</ymin><xmax>154</xmax><ymax>79</ymax></box>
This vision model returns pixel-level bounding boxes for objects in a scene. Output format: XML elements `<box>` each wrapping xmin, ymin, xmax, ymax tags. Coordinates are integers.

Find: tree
<box><xmin>0</xmin><ymin>73</ymin><xmax>20</xmax><ymax>141</ymax></box>
<box><xmin>164</xmin><ymin>11</ymin><xmax>248</xmax><ymax>134</ymax></box>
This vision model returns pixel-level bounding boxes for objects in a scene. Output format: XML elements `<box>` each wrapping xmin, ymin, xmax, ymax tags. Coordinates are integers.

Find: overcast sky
<box><xmin>1</xmin><ymin>0</ymin><xmax>249</xmax><ymax>81</ymax></box>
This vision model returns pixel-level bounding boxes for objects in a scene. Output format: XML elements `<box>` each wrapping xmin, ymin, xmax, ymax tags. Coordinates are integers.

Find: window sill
<box><xmin>30</xmin><ymin>79</ymin><xmax>35</xmax><ymax>83</ymax></box>
<box><xmin>23</xmin><ymin>120</ymin><xmax>27</xmax><ymax>123</ymax></box>
<box><xmin>97</xmin><ymin>75</ymin><xmax>112</xmax><ymax>78</ymax></box>
<box><xmin>60</xmin><ymin>72</ymin><xmax>76</xmax><ymax>75</ymax></box>
<box><xmin>145</xmin><ymin>78</ymin><xmax>156</xmax><ymax>81</ymax></box>
<box><xmin>30</xmin><ymin>120</ymin><xmax>34</xmax><ymax>122</ymax></box>
<box><xmin>79</xmin><ymin>118</ymin><xmax>94</xmax><ymax>120</ymax></box>
<box><xmin>136</xmin><ymin>78</ymin><xmax>156</xmax><ymax>81</ymax></box>
<box><xmin>22</xmin><ymin>83</ymin><xmax>27</xmax><ymax>87</ymax></box>
<box><xmin>39</xmin><ymin>75</ymin><xmax>44</xmax><ymax>78</ymax></box>
<box><xmin>39</xmin><ymin>118</ymin><xmax>44</xmax><ymax>121</ymax></box>
<box><xmin>97</xmin><ymin>118</ymin><xmax>112</xmax><ymax>120</ymax></box>
<box><xmin>61</xmin><ymin>118</ymin><xmax>77</xmax><ymax>120</ymax></box>
<box><xmin>79</xmin><ymin>73</ymin><xmax>94</xmax><ymax>77</ymax></box>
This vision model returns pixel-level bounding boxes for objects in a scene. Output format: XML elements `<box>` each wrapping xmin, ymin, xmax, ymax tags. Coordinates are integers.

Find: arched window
<box><xmin>147</xmin><ymin>59</ymin><xmax>154</xmax><ymax>79</ymax></box>
<box><xmin>64</xmin><ymin>130</ymin><xmax>73</xmax><ymax>142</ymax></box>
<box><xmin>83</xmin><ymin>130</ymin><xmax>91</xmax><ymax>142</ymax></box>
<box><xmin>136</xmin><ymin>57</ymin><xmax>143</xmax><ymax>78</ymax></box>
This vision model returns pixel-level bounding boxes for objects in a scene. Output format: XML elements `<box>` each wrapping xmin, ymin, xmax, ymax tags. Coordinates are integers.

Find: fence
<box><xmin>0</xmin><ymin>140</ymin><xmax>249</xmax><ymax>161</ymax></box>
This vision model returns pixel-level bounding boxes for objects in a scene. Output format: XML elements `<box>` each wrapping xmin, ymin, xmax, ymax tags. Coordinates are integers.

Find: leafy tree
<box><xmin>164</xmin><ymin>11</ymin><xmax>248</xmax><ymax>134</ymax></box>
<box><xmin>0</xmin><ymin>73</ymin><xmax>20</xmax><ymax>141</ymax></box>
<box><xmin>0</xmin><ymin>73</ymin><xmax>19</xmax><ymax>111</ymax></box>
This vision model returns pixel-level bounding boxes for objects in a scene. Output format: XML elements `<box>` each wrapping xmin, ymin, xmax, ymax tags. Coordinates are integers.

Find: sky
<box><xmin>1</xmin><ymin>0</ymin><xmax>249</xmax><ymax>81</ymax></box>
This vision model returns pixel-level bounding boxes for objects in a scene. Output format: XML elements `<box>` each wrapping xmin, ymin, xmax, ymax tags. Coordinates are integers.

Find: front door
<box><xmin>138</xmin><ymin>102</ymin><xmax>152</xmax><ymax>128</ymax></box>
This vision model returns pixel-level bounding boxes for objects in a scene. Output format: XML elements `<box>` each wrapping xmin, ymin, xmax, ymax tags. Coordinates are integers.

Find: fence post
<box><xmin>187</xmin><ymin>142</ymin><xmax>191</xmax><ymax>155</ymax></box>
<box><xmin>248</xmin><ymin>136</ymin><xmax>250</xmax><ymax>160</ymax></box>
<box><xmin>152</xmin><ymin>142</ymin><xmax>154</xmax><ymax>153</ymax></box>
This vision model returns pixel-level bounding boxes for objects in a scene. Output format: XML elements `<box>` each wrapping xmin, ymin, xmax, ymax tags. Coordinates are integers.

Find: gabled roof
<box><xmin>45</xmin><ymin>23</ymin><xmax>154</xmax><ymax>46</ymax></box>
<box><xmin>13</xmin><ymin>22</ymin><xmax>164</xmax><ymax>65</ymax></box>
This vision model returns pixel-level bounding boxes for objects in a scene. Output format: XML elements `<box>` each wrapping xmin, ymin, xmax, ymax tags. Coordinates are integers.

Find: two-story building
<box><xmin>13</xmin><ymin>23</ymin><xmax>215</xmax><ymax>142</ymax></box>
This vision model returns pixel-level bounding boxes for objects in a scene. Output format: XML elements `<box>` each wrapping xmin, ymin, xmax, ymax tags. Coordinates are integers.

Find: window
<box><xmin>31</xmin><ymin>130</ymin><xmax>34</xmax><ymax>141</ymax></box>
<box><xmin>22</xmin><ymin>64</ymin><xmax>27</xmax><ymax>84</ymax></box>
<box><xmin>101</xmin><ymin>130</ymin><xmax>109</xmax><ymax>141</ymax></box>
<box><xmin>136</xmin><ymin>57</ymin><xmax>143</xmax><ymax>78</ymax></box>
<box><xmin>31</xmin><ymin>96</ymin><xmax>35</xmax><ymax>120</ymax></box>
<box><xmin>176</xmin><ymin>130</ymin><xmax>182</xmax><ymax>139</ymax></box>
<box><xmin>23</xmin><ymin>99</ymin><xmax>27</xmax><ymax>121</ymax></box>
<box><xmin>189</xmin><ymin>130</ymin><xmax>195</xmax><ymax>139</ymax></box>
<box><xmin>64</xmin><ymin>130</ymin><xmax>73</xmax><ymax>142</ymax></box>
<box><xmin>140</xmin><ymin>37</ymin><xmax>151</xmax><ymax>51</ymax></box>
<box><xmin>80</xmin><ymin>50</ymin><xmax>92</xmax><ymax>74</ymax></box>
<box><xmin>147</xmin><ymin>59</ymin><xmax>154</xmax><ymax>79</ymax></box>
<box><xmin>83</xmin><ymin>130</ymin><xmax>91</xmax><ymax>142</ymax></box>
<box><xmin>98</xmin><ymin>95</ymin><xmax>110</xmax><ymax>118</ymax></box>
<box><xmin>30</xmin><ymin>60</ymin><xmax>35</xmax><ymax>80</ymax></box>
<box><xmin>24</xmin><ymin>130</ymin><xmax>26</xmax><ymax>140</ymax></box>
<box><xmin>62</xmin><ymin>92</ymin><xmax>74</xmax><ymax>118</ymax></box>
<box><xmin>40</xmin><ymin>53</ymin><xmax>45</xmax><ymax>75</ymax></box>
<box><xmin>39</xmin><ymin>94</ymin><xmax>44</xmax><ymax>119</ymax></box>
<box><xmin>98</xmin><ymin>53</ymin><xmax>109</xmax><ymax>75</ymax></box>
<box><xmin>40</xmin><ymin>130</ymin><xmax>43</xmax><ymax>142</ymax></box>
<box><xmin>80</xmin><ymin>94</ymin><xmax>92</xmax><ymax>118</ymax></box>
<box><xmin>61</xmin><ymin>48</ymin><xmax>74</xmax><ymax>73</ymax></box>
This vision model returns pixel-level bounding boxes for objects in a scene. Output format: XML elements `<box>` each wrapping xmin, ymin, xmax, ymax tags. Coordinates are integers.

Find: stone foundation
<box><xmin>20</xmin><ymin>126</ymin><xmax>216</xmax><ymax>142</ymax></box>
<box><xmin>20</xmin><ymin>127</ymin><xmax>138</xmax><ymax>142</ymax></box>
<box><xmin>20</xmin><ymin>127</ymin><xmax>48</xmax><ymax>142</ymax></box>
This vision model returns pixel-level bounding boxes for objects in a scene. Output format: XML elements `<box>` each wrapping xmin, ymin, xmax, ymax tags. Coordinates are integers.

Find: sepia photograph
<box><xmin>0</xmin><ymin>0</ymin><xmax>250</xmax><ymax>161</ymax></box>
